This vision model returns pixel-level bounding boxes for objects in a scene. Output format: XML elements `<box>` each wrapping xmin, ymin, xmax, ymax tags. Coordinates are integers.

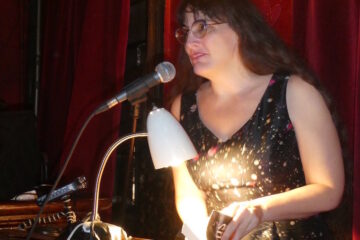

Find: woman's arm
<box><xmin>172</xmin><ymin>163</ymin><xmax>209</xmax><ymax>239</ymax></box>
<box><xmin>171</xmin><ymin>95</ymin><xmax>209</xmax><ymax>239</ymax></box>
<box><xmin>222</xmin><ymin>76</ymin><xmax>345</xmax><ymax>239</ymax></box>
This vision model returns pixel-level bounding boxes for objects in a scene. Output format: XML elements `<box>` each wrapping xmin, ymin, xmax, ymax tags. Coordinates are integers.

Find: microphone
<box><xmin>96</xmin><ymin>61</ymin><xmax>176</xmax><ymax>114</ymax></box>
<box><xmin>36</xmin><ymin>176</ymin><xmax>87</xmax><ymax>206</ymax></box>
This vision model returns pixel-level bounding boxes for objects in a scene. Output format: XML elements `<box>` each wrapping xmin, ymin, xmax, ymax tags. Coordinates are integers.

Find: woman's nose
<box><xmin>185</xmin><ymin>31</ymin><xmax>200</xmax><ymax>48</ymax></box>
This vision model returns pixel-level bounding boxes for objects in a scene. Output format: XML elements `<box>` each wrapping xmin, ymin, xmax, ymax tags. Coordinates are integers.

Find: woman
<box><xmin>169</xmin><ymin>0</ymin><xmax>344</xmax><ymax>239</ymax></box>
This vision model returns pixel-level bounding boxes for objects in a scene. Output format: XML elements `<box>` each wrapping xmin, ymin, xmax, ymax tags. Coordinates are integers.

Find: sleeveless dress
<box><xmin>179</xmin><ymin>72</ymin><xmax>331</xmax><ymax>239</ymax></box>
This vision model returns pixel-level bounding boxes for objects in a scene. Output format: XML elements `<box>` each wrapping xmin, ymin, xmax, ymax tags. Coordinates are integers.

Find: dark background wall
<box><xmin>112</xmin><ymin>0</ymin><xmax>182</xmax><ymax>238</ymax></box>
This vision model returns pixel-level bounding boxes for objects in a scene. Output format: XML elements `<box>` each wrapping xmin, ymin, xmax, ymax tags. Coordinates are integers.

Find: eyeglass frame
<box><xmin>175</xmin><ymin>19</ymin><xmax>224</xmax><ymax>45</ymax></box>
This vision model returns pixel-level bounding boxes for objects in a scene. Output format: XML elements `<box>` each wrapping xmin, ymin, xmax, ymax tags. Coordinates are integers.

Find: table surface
<box><xmin>0</xmin><ymin>224</ymin><xmax>152</xmax><ymax>240</ymax></box>
<box><xmin>0</xmin><ymin>198</ymin><xmax>151</xmax><ymax>239</ymax></box>
<box><xmin>0</xmin><ymin>228</ymin><xmax>151</xmax><ymax>240</ymax></box>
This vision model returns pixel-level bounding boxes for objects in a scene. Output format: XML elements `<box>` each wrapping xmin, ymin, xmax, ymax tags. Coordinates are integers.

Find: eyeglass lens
<box><xmin>175</xmin><ymin>20</ymin><xmax>208</xmax><ymax>44</ymax></box>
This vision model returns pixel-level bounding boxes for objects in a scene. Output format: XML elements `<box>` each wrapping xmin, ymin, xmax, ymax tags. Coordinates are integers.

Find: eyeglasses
<box><xmin>175</xmin><ymin>19</ymin><xmax>223</xmax><ymax>45</ymax></box>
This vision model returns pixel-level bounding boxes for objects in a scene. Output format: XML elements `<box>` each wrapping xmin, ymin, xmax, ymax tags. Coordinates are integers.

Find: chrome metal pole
<box><xmin>91</xmin><ymin>132</ymin><xmax>148</xmax><ymax>222</ymax></box>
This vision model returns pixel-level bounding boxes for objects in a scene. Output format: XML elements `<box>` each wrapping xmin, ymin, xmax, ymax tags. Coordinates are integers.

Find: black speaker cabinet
<box><xmin>0</xmin><ymin>110</ymin><xmax>42</xmax><ymax>201</ymax></box>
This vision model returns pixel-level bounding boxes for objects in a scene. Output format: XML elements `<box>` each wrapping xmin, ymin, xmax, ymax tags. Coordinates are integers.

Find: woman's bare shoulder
<box><xmin>286</xmin><ymin>75</ymin><xmax>330</xmax><ymax>122</ymax></box>
<box><xmin>287</xmin><ymin>75</ymin><xmax>321</xmax><ymax>98</ymax></box>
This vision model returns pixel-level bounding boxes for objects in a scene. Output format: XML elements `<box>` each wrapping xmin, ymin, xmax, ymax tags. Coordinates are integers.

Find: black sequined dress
<box><xmin>179</xmin><ymin>73</ymin><xmax>331</xmax><ymax>239</ymax></box>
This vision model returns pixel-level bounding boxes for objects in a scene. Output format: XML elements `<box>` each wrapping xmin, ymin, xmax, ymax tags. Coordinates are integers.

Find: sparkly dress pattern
<box><xmin>180</xmin><ymin>73</ymin><xmax>331</xmax><ymax>239</ymax></box>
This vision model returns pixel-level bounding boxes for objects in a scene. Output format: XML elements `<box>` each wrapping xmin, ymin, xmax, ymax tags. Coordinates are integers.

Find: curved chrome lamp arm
<box><xmin>91</xmin><ymin>132</ymin><xmax>148</xmax><ymax>222</ymax></box>
<box><xmin>86</xmin><ymin>108</ymin><xmax>197</xmax><ymax>240</ymax></box>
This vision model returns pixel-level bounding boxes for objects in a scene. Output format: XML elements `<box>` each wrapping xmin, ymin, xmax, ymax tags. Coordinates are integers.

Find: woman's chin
<box><xmin>192</xmin><ymin>63</ymin><xmax>213</xmax><ymax>78</ymax></box>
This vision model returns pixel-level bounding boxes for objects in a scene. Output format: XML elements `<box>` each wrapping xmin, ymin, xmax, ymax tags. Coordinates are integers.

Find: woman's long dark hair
<box><xmin>168</xmin><ymin>0</ymin><xmax>323</xmax><ymax>104</ymax></box>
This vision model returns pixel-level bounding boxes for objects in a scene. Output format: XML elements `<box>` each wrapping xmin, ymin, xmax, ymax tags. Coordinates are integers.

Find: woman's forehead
<box><xmin>182</xmin><ymin>6</ymin><xmax>226</xmax><ymax>26</ymax></box>
<box><xmin>183</xmin><ymin>10</ymin><xmax>208</xmax><ymax>26</ymax></box>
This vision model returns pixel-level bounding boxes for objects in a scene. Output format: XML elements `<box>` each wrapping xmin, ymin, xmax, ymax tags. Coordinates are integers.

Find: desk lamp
<box><xmin>66</xmin><ymin>107</ymin><xmax>197</xmax><ymax>240</ymax></box>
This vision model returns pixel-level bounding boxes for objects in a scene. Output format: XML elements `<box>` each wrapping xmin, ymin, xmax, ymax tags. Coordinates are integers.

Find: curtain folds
<box><xmin>164</xmin><ymin>0</ymin><xmax>181</xmax><ymax>101</ymax></box>
<box><xmin>251</xmin><ymin>0</ymin><xmax>293</xmax><ymax>45</ymax></box>
<box><xmin>38</xmin><ymin>0</ymin><xmax>130</xmax><ymax>199</ymax></box>
<box><xmin>0</xmin><ymin>1</ymin><xmax>29</xmax><ymax>108</ymax></box>
<box><xmin>293</xmin><ymin>1</ymin><xmax>359</xmax><ymax>238</ymax></box>
<box><xmin>353</xmin><ymin>1</ymin><xmax>360</xmax><ymax>239</ymax></box>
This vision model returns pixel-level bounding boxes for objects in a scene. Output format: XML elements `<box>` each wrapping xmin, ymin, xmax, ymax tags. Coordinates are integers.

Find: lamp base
<box><xmin>58</xmin><ymin>221</ymin><xmax>128</xmax><ymax>240</ymax></box>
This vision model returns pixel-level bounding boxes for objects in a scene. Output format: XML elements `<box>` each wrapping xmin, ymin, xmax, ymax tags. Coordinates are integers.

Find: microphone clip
<box><xmin>128</xmin><ymin>93</ymin><xmax>147</xmax><ymax>106</ymax></box>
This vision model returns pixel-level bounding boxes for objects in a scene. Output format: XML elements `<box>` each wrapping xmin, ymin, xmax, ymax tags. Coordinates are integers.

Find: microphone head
<box><xmin>155</xmin><ymin>61</ymin><xmax>176</xmax><ymax>83</ymax></box>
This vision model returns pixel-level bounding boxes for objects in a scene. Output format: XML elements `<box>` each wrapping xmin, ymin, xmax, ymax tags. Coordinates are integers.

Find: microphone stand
<box><xmin>25</xmin><ymin>111</ymin><xmax>97</xmax><ymax>240</ymax></box>
<box><xmin>26</xmin><ymin>61</ymin><xmax>175</xmax><ymax>239</ymax></box>
<box><xmin>126</xmin><ymin>103</ymin><xmax>140</xmax><ymax>206</ymax></box>
<box><xmin>25</xmin><ymin>98</ymin><xmax>125</xmax><ymax>240</ymax></box>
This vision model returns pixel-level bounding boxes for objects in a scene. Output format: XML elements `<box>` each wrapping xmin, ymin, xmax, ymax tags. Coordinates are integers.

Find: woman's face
<box><xmin>183</xmin><ymin>11</ymin><xmax>241</xmax><ymax>79</ymax></box>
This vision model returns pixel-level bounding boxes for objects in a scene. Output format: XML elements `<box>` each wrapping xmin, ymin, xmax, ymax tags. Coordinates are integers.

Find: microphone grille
<box><xmin>155</xmin><ymin>61</ymin><xmax>176</xmax><ymax>83</ymax></box>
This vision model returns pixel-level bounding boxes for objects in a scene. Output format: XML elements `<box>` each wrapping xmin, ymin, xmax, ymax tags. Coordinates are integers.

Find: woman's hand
<box><xmin>220</xmin><ymin>201</ymin><xmax>263</xmax><ymax>240</ymax></box>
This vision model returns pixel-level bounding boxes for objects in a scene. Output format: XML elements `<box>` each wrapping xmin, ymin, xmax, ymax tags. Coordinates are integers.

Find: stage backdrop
<box><xmin>292</xmin><ymin>1</ymin><xmax>359</xmax><ymax>239</ymax></box>
<box><xmin>0</xmin><ymin>1</ymin><xmax>28</xmax><ymax>108</ymax></box>
<box><xmin>164</xmin><ymin>0</ymin><xmax>359</xmax><ymax>239</ymax></box>
<box><xmin>38</xmin><ymin>0</ymin><xmax>130</xmax><ymax>200</ymax></box>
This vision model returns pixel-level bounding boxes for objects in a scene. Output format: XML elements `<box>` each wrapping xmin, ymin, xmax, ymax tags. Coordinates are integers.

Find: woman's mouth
<box><xmin>190</xmin><ymin>53</ymin><xmax>206</xmax><ymax>64</ymax></box>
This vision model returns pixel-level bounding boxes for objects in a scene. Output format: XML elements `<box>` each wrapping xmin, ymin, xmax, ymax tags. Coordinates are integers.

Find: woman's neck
<box><xmin>205</xmin><ymin>65</ymin><xmax>270</xmax><ymax>99</ymax></box>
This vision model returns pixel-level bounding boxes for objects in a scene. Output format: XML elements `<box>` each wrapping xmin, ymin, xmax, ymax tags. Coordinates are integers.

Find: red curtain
<box><xmin>292</xmin><ymin>1</ymin><xmax>359</xmax><ymax>238</ymax></box>
<box><xmin>164</xmin><ymin>0</ymin><xmax>360</xmax><ymax>237</ymax></box>
<box><xmin>251</xmin><ymin>0</ymin><xmax>293</xmax><ymax>45</ymax></box>
<box><xmin>355</xmin><ymin>7</ymin><xmax>360</xmax><ymax>238</ymax></box>
<box><xmin>164</xmin><ymin>0</ymin><xmax>181</xmax><ymax>101</ymax></box>
<box><xmin>0</xmin><ymin>1</ymin><xmax>28</xmax><ymax>108</ymax></box>
<box><xmin>38</xmin><ymin>0</ymin><xmax>130</xmax><ymax>199</ymax></box>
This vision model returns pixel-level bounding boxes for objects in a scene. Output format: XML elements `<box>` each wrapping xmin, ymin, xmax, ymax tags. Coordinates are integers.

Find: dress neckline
<box><xmin>195</xmin><ymin>73</ymin><xmax>275</xmax><ymax>143</ymax></box>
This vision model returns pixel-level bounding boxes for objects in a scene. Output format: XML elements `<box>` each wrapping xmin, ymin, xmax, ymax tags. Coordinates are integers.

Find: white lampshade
<box><xmin>147</xmin><ymin>107</ymin><xmax>198</xmax><ymax>169</ymax></box>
